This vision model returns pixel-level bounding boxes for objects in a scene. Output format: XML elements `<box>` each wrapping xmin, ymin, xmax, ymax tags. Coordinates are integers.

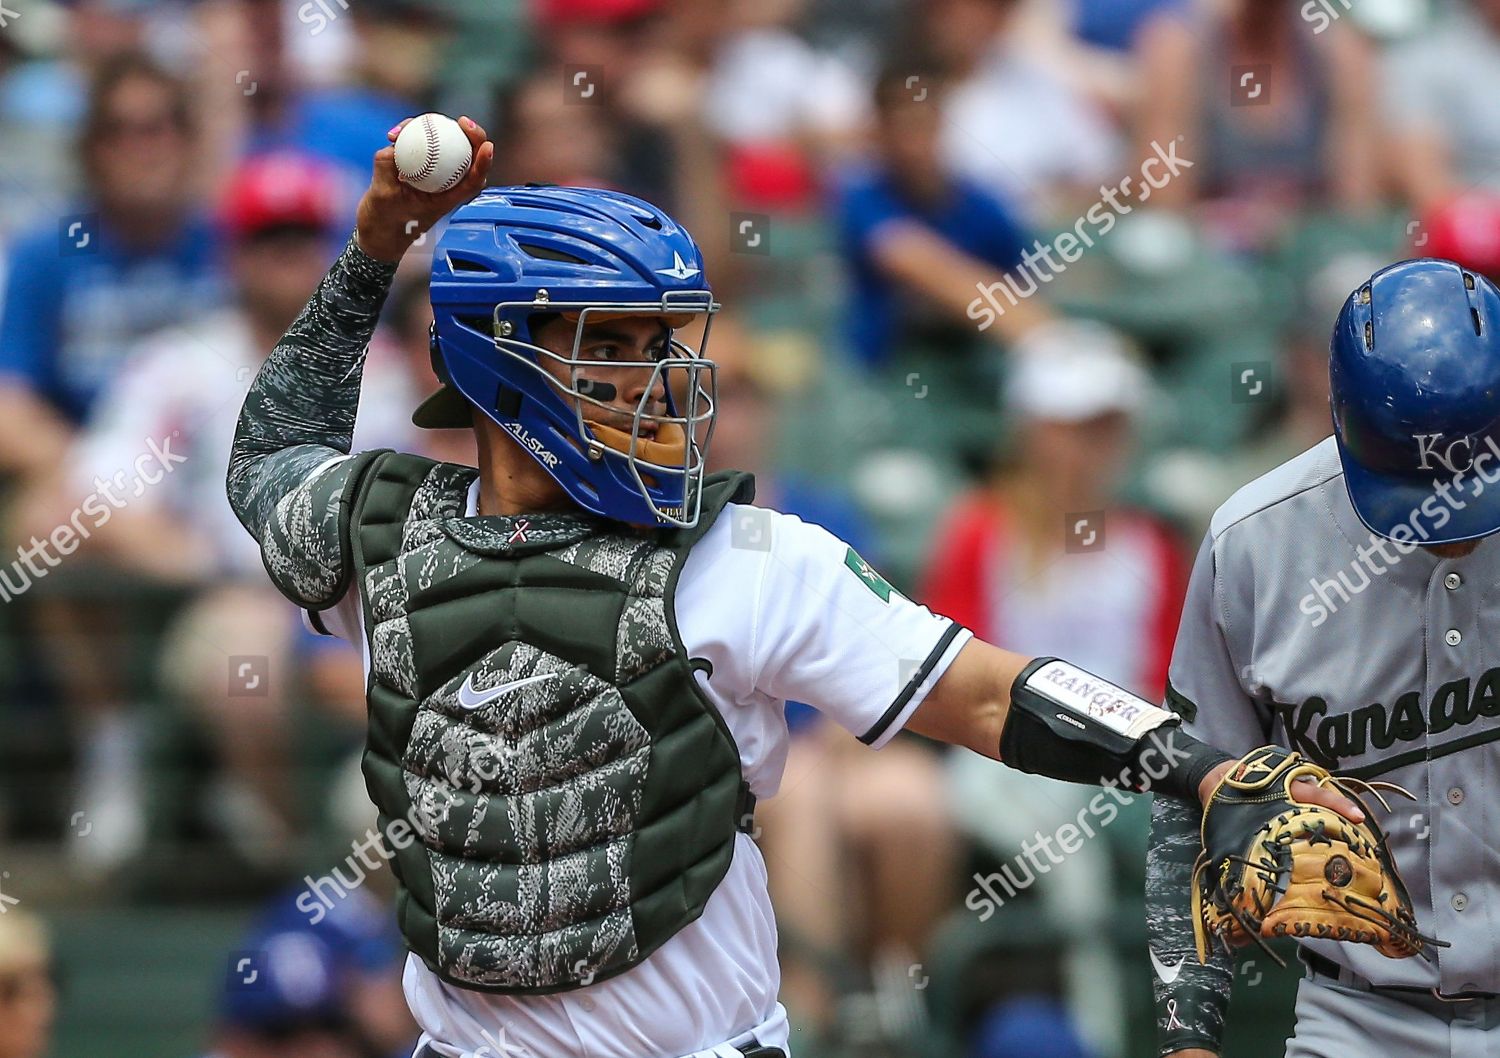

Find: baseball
<box><xmin>393</xmin><ymin>113</ymin><xmax>473</xmax><ymax>193</ymax></box>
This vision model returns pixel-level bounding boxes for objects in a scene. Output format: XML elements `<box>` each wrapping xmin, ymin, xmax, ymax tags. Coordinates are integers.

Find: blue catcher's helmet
<box><xmin>1330</xmin><ymin>258</ymin><xmax>1500</xmax><ymax>544</ymax></box>
<box><xmin>421</xmin><ymin>185</ymin><xmax>719</xmax><ymax>528</ymax></box>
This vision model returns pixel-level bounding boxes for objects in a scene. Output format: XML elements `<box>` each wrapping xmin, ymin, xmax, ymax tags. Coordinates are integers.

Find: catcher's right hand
<box><xmin>1192</xmin><ymin>745</ymin><xmax>1444</xmax><ymax>964</ymax></box>
<box><xmin>355</xmin><ymin>116</ymin><xmax>495</xmax><ymax>264</ymax></box>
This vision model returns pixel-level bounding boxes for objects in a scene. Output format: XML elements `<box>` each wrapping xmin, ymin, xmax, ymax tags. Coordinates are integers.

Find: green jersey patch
<box><xmin>844</xmin><ymin>547</ymin><xmax>896</xmax><ymax>603</ymax></box>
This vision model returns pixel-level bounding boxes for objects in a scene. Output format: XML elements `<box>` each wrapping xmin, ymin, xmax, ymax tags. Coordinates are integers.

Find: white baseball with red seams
<box><xmin>393</xmin><ymin>113</ymin><xmax>473</xmax><ymax>193</ymax></box>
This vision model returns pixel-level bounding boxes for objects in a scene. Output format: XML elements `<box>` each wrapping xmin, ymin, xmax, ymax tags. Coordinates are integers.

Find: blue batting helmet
<box><xmin>423</xmin><ymin>185</ymin><xmax>719</xmax><ymax>528</ymax></box>
<box><xmin>1331</xmin><ymin>258</ymin><xmax>1500</xmax><ymax>544</ymax></box>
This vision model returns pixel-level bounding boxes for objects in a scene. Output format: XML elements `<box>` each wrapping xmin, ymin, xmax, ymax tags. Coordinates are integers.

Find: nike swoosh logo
<box><xmin>1149</xmin><ymin>948</ymin><xmax>1186</xmax><ymax>985</ymax></box>
<box><xmin>457</xmin><ymin>671</ymin><xmax>559</xmax><ymax>710</ymax></box>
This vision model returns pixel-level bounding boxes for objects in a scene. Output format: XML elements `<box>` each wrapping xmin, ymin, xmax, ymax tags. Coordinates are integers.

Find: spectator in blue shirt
<box><xmin>833</xmin><ymin>62</ymin><xmax>1049</xmax><ymax>370</ymax></box>
<box><xmin>0</xmin><ymin>53</ymin><xmax>224</xmax><ymax>482</ymax></box>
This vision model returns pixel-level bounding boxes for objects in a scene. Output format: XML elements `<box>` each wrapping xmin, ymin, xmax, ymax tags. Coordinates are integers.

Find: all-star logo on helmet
<box><xmin>655</xmin><ymin>252</ymin><xmax>701</xmax><ymax>281</ymax></box>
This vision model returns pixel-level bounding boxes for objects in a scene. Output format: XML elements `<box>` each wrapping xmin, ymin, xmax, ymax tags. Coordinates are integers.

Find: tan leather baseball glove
<box><xmin>1191</xmin><ymin>745</ymin><xmax>1444</xmax><ymax>964</ymax></box>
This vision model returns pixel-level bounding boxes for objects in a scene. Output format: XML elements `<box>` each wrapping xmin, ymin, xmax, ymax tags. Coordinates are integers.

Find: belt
<box><xmin>1302</xmin><ymin>950</ymin><xmax>1500</xmax><ymax>1004</ymax></box>
<box><xmin>416</xmin><ymin>1043</ymin><xmax>786</xmax><ymax>1058</ymax></box>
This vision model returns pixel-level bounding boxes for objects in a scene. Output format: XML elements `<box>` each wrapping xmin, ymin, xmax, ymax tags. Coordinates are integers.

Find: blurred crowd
<box><xmin>1</xmin><ymin>0</ymin><xmax>1499</xmax><ymax>1056</ymax></box>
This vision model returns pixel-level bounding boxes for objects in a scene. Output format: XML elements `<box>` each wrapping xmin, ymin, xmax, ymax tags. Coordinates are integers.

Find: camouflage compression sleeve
<box><xmin>1147</xmin><ymin>793</ymin><xmax>1233</xmax><ymax>1056</ymax></box>
<box><xmin>226</xmin><ymin>236</ymin><xmax>399</xmax><ymax>607</ymax></box>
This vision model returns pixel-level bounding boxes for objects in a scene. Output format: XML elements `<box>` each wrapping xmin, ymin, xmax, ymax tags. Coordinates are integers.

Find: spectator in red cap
<box><xmin>54</xmin><ymin>153</ymin><xmax>422</xmax><ymax>873</ymax></box>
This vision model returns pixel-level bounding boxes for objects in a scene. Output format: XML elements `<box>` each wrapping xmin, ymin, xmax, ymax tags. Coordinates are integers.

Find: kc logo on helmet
<box><xmin>1414</xmin><ymin>433</ymin><xmax>1476</xmax><ymax>474</ymax></box>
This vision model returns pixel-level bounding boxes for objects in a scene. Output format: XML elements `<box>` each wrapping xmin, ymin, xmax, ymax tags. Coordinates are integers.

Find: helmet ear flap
<box><xmin>429</xmin><ymin>322</ymin><xmax>452</xmax><ymax>385</ymax></box>
<box><xmin>432</xmin><ymin>319</ymin><xmax>526</xmax><ymax>419</ymax></box>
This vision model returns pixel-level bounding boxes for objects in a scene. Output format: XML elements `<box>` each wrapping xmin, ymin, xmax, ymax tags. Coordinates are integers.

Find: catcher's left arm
<box><xmin>908</xmin><ymin>641</ymin><xmax>1365</xmax><ymax>832</ymax></box>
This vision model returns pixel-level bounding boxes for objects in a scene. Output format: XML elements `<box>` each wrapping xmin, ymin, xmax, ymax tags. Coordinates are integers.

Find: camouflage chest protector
<box><xmin>348</xmin><ymin>451</ymin><xmax>755</xmax><ymax>994</ymax></box>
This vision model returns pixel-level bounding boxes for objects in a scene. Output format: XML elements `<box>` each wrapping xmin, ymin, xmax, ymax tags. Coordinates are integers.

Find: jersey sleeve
<box><xmin>744</xmin><ymin>507</ymin><xmax>970</xmax><ymax>748</ymax></box>
<box><xmin>1166</xmin><ymin>531</ymin><xmax>1268</xmax><ymax>751</ymax></box>
<box><xmin>226</xmin><ymin>237</ymin><xmax>398</xmax><ymax>610</ymax></box>
<box><xmin>257</xmin><ymin>451</ymin><xmax>380</xmax><ymax>609</ymax></box>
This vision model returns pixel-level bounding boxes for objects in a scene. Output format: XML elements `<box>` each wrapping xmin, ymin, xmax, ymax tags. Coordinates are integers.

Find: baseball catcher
<box><xmin>225</xmin><ymin>117</ymin><xmax>1363</xmax><ymax>1058</ymax></box>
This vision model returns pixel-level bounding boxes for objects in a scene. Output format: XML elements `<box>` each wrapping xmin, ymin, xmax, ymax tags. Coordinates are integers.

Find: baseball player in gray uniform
<box><xmin>1148</xmin><ymin>257</ymin><xmax>1500</xmax><ymax>1057</ymax></box>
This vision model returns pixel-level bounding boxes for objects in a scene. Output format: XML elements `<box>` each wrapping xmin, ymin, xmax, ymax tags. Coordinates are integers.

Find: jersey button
<box><xmin>1449</xmin><ymin>787</ymin><xmax>1465</xmax><ymax>806</ymax></box>
<box><xmin>1445</xmin><ymin>572</ymin><xmax>1463</xmax><ymax>590</ymax></box>
<box><xmin>579</xmin><ymin>996</ymin><xmax>597</xmax><ymax>1012</ymax></box>
<box><xmin>1445</xmin><ymin>629</ymin><xmax>1463</xmax><ymax>646</ymax></box>
<box><xmin>1453</xmin><ymin>893</ymin><xmax>1469</xmax><ymax>912</ymax></box>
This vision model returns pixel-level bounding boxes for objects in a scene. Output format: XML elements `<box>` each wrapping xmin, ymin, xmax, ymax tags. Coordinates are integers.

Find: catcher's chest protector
<box><xmin>349</xmin><ymin>452</ymin><xmax>755</xmax><ymax>994</ymax></box>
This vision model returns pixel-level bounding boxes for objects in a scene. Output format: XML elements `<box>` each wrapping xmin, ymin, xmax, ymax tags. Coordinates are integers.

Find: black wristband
<box><xmin>1156</xmin><ymin>970</ymin><xmax>1233</xmax><ymax>1057</ymax></box>
<box><xmin>1130</xmin><ymin>727</ymin><xmax>1234</xmax><ymax>801</ymax></box>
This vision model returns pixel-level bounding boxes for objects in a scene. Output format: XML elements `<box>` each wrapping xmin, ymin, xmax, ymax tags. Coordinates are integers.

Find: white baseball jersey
<box><xmin>317</xmin><ymin>489</ymin><xmax>971</xmax><ymax>1058</ymax></box>
<box><xmin>1170</xmin><ymin>435</ymin><xmax>1500</xmax><ymax>994</ymax></box>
